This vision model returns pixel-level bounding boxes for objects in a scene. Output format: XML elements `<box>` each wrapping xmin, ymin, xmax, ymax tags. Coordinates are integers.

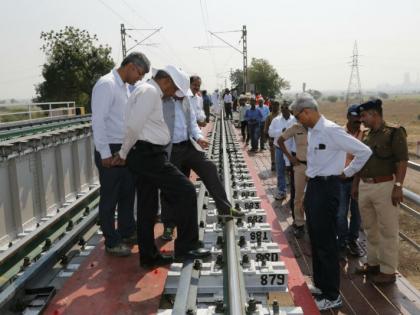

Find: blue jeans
<box><xmin>336</xmin><ymin>179</ymin><xmax>361</xmax><ymax>247</ymax></box>
<box><xmin>275</xmin><ymin>146</ymin><xmax>286</xmax><ymax>194</ymax></box>
<box><xmin>248</xmin><ymin>123</ymin><xmax>260</xmax><ymax>150</ymax></box>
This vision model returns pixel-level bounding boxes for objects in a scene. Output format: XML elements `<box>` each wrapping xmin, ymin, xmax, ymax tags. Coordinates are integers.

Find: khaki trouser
<box><xmin>293</xmin><ymin>163</ymin><xmax>307</xmax><ymax>226</ymax></box>
<box><xmin>358</xmin><ymin>180</ymin><xmax>399</xmax><ymax>274</ymax></box>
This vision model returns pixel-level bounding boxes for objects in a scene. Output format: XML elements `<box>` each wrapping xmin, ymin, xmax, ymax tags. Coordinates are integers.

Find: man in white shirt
<box><xmin>188</xmin><ymin>75</ymin><xmax>206</xmax><ymax>127</ymax></box>
<box><xmin>160</xmin><ymin>95</ymin><xmax>244</xmax><ymax>240</ymax></box>
<box><xmin>268</xmin><ymin>103</ymin><xmax>295</xmax><ymax>200</ymax></box>
<box><xmin>211</xmin><ymin>89</ymin><xmax>220</xmax><ymax>116</ymax></box>
<box><xmin>290</xmin><ymin>93</ymin><xmax>371</xmax><ymax>311</ymax></box>
<box><xmin>238</xmin><ymin>95</ymin><xmax>250</xmax><ymax>142</ymax></box>
<box><xmin>91</xmin><ymin>52</ymin><xmax>150</xmax><ymax>257</ymax></box>
<box><xmin>114</xmin><ymin>65</ymin><xmax>211</xmax><ymax>268</ymax></box>
<box><xmin>223</xmin><ymin>89</ymin><xmax>233</xmax><ymax>120</ymax></box>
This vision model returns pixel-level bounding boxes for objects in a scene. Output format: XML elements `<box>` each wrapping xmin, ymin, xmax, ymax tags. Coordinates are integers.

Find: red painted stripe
<box><xmin>239</xmin><ymin>138</ymin><xmax>320</xmax><ymax>314</ymax></box>
<box><xmin>44</xmin><ymin>225</ymin><xmax>171</xmax><ymax>315</ymax></box>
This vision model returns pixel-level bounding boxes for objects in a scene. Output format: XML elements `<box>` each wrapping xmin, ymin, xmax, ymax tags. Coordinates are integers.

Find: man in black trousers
<box><xmin>290</xmin><ymin>93</ymin><xmax>371</xmax><ymax>311</ymax></box>
<box><xmin>160</xmin><ymin>94</ymin><xmax>244</xmax><ymax>240</ymax></box>
<box><xmin>114</xmin><ymin>65</ymin><xmax>211</xmax><ymax>268</ymax></box>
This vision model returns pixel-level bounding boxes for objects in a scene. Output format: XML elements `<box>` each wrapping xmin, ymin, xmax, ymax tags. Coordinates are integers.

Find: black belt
<box><xmin>173</xmin><ymin>140</ymin><xmax>189</xmax><ymax>146</ymax></box>
<box><xmin>133</xmin><ymin>140</ymin><xmax>167</xmax><ymax>150</ymax></box>
<box><xmin>297</xmin><ymin>159</ymin><xmax>307</xmax><ymax>165</ymax></box>
<box><xmin>309</xmin><ymin>175</ymin><xmax>339</xmax><ymax>182</ymax></box>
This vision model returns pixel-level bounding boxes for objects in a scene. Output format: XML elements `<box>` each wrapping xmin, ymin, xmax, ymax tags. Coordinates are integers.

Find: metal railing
<box><xmin>0</xmin><ymin>102</ymin><xmax>79</xmax><ymax>124</ymax></box>
<box><xmin>401</xmin><ymin>160</ymin><xmax>420</xmax><ymax>251</ymax></box>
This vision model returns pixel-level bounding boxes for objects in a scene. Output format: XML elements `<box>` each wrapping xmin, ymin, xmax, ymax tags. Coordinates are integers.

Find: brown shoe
<box><xmin>355</xmin><ymin>263</ymin><xmax>380</xmax><ymax>275</ymax></box>
<box><xmin>371</xmin><ymin>272</ymin><xmax>396</xmax><ymax>284</ymax></box>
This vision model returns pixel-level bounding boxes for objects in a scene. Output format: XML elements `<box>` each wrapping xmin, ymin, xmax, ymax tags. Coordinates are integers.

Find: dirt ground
<box><xmin>318</xmin><ymin>96</ymin><xmax>420</xmax><ymax>155</ymax></box>
<box><xmin>320</xmin><ymin>97</ymin><xmax>420</xmax><ymax>289</ymax></box>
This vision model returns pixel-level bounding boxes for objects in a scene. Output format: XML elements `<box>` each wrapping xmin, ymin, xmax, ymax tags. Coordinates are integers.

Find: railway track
<box><xmin>0</xmin><ymin>114</ymin><xmax>418</xmax><ymax>313</ymax></box>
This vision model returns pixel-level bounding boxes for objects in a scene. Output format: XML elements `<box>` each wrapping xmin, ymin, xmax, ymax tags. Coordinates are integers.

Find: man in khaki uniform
<box><xmin>278</xmin><ymin>121</ymin><xmax>308</xmax><ymax>238</ymax></box>
<box><xmin>353</xmin><ymin>99</ymin><xmax>408</xmax><ymax>284</ymax></box>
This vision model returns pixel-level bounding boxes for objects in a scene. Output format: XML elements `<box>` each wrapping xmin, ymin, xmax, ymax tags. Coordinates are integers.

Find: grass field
<box><xmin>319</xmin><ymin>96</ymin><xmax>420</xmax><ymax>156</ymax></box>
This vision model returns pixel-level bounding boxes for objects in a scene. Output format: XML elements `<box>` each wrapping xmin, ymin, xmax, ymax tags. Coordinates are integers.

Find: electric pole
<box><xmin>204</xmin><ymin>25</ymin><xmax>248</xmax><ymax>93</ymax></box>
<box><xmin>120</xmin><ymin>24</ymin><xmax>162</xmax><ymax>59</ymax></box>
<box><xmin>121</xmin><ymin>24</ymin><xmax>127</xmax><ymax>58</ymax></box>
<box><xmin>345</xmin><ymin>41</ymin><xmax>363</xmax><ymax>106</ymax></box>
<box><xmin>242</xmin><ymin>25</ymin><xmax>248</xmax><ymax>93</ymax></box>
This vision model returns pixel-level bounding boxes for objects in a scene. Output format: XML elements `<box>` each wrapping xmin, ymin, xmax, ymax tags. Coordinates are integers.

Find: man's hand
<box><xmin>391</xmin><ymin>186</ymin><xmax>403</xmax><ymax>206</ymax></box>
<box><xmin>290</xmin><ymin>156</ymin><xmax>300</xmax><ymax>167</ymax></box>
<box><xmin>101</xmin><ymin>157</ymin><xmax>113</xmax><ymax>168</ymax></box>
<box><xmin>111</xmin><ymin>153</ymin><xmax>126</xmax><ymax>166</ymax></box>
<box><xmin>197</xmin><ymin>138</ymin><xmax>209</xmax><ymax>149</ymax></box>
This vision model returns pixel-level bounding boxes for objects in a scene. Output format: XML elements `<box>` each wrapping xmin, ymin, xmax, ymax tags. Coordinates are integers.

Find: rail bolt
<box><xmin>246</xmin><ymin>298</ymin><xmax>257</xmax><ymax>313</ymax></box>
<box><xmin>215</xmin><ymin>299</ymin><xmax>225</xmax><ymax>313</ymax></box>
<box><xmin>238</xmin><ymin>236</ymin><xmax>246</xmax><ymax>247</ymax></box>
<box><xmin>272</xmin><ymin>300</ymin><xmax>279</xmax><ymax>314</ymax></box>
<box><xmin>193</xmin><ymin>259</ymin><xmax>202</xmax><ymax>270</ymax></box>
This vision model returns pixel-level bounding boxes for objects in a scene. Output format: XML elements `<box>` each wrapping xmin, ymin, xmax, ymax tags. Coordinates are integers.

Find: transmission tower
<box><xmin>345</xmin><ymin>41</ymin><xmax>363</xmax><ymax>106</ymax></box>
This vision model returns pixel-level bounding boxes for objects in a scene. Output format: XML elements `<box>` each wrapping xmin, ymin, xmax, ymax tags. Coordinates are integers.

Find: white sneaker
<box><xmin>307</xmin><ymin>284</ymin><xmax>322</xmax><ymax>296</ymax></box>
<box><xmin>315</xmin><ymin>295</ymin><xmax>343</xmax><ymax>311</ymax></box>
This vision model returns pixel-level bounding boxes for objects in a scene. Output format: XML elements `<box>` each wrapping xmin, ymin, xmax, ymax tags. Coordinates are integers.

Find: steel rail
<box><xmin>0</xmin><ymin>194</ymin><xmax>100</xmax><ymax>309</ymax></box>
<box><xmin>221</xmin><ymin>115</ymin><xmax>247</xmax><ymax>315</ymax></box>
<box><xmin>0</xmin><ymin>115</ymin><xmax>91</xmax><ymax>141</ymax></box>
<box><xmin>407</xmin><ymin>161</ymin><xmax>420</xmax><ymax>172</ymax></box>
<box><xmin>172</xmin><ymin>118</ymin><xmax>218</xmax><ymax>315</ymax></box>
<box><xmin>399</xmin><ymin>231</ymin><xmax>420</xmax><ymax>252</ymax></box>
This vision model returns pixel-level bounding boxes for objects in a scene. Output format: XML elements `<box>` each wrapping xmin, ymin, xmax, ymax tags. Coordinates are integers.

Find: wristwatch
<box><xmin>394</xmin><ymin>182</ymin><xmax>402</xmax><ymax>187</ymax></box>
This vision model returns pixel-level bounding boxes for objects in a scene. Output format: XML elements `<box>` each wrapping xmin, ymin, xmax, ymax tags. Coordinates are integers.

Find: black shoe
<box><xmin>347</xmin><ymin>240</ymin><xmax>364</xmax><ymax>257</ymax></box>
<box><xmin>161</xmin><ymin>227</ymin><xmax>174</xmax><ymax>241</ymax></box>
<box><xmin>293</xmin><ymin>225</ymin><xmax>305</xmax><ymax>239</ymax></box>
<box><xmin>218</xmin><ymin>208</ymin><xmax>245</xmax><ymax>219</ymax></box>
<box><xmin>175</xmin><ymin>248</ymin><xmax>211</xmax><ymax>261</ymax></box>
<box><xmin>140</xmin><ymin>253</ymin><xmax>173</xmax><ymax>269</ymax></box>
<box><xmin>122</xmin><ymin>233</ymin><xmax>137</xmax><ymax>245</ymax></box>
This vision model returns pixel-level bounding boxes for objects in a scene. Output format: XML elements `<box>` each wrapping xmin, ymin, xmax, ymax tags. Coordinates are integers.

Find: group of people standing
<box><xmin>90</xmin><ymin>50</ymin><xmax>409</xmax><ymax>312</ymax></box>
<box><xmin>91</xmin><ymin>52</ymin><xmax>243</xmax><ymax>269</ymax></box>
<box><xmin>261</xmin><ymin>93</ymin><xmax>408</xmax><ymax>311</ymax></box>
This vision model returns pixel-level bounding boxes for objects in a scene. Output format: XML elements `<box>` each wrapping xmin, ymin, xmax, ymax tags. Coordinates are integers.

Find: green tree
<box><xmin>35</xmin><ymin>26</ymin><xmax>115</xmax><ymax>112</ymax></box>
<box><xmin>230</xmin><ymin>58</ymin><xmax>290</xmax><ymax>96</ymax></box>
<box><xmin>327</xmin><ymin>95</ymin><xmax>338</xmax><ymax>102</ymax></box>
<box><xmin>230</xmin><ymin>69</ymin><xmax>244</xmax><ymax>91</ymax></box>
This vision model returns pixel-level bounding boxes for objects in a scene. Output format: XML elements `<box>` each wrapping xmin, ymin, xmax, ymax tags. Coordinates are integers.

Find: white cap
<box><xmin>152</xmin><ymin>65</ymin><xmax>189</xmax><ymax>97</ymax></box>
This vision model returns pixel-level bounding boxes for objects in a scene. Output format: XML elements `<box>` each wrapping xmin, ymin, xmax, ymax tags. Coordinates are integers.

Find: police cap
<box><xmin>357</xmin><ymin>99</ymin><xmax>382</xmax><ymax>113</ymax></box>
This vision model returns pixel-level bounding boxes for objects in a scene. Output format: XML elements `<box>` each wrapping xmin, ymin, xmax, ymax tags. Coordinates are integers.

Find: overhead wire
<box><xmin>199</xmin><ymin>0</ymin><xmax>219</xmax><ymax>87</ymax></box>
<box><xmin>119</xmin><ymin>0</ymin><xmax>190</xmax><ymax>72</ymax></box>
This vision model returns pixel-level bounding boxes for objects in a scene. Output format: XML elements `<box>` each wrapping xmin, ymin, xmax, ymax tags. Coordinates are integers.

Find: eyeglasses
<box><xmin>133</xmin><ymin>64</ymin><xmax>145</xmax><ymax>78</ymax></box>
<box><xmin>295</xmin><ymin>109</ymin><xmax>304</xmax><ymax>119</ymax></box>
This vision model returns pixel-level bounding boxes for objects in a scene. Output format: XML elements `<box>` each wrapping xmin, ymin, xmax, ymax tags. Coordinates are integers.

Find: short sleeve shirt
<box><xmin>359</xmin><ymin>122</ymin><xmax>408</xmax><ymax>178</ymax></box>
<box><xmin>281</xmin><ymin>123</ymin><xmax>308</xmax><ymax>161</ymax></box>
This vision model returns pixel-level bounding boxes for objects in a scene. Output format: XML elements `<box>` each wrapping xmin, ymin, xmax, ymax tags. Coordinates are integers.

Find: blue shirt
<box><xmin>245</xmin><ymin>108</ymin><xmax>263</xmax><ymax>125</ymax></box>
<box><xmin>257</xmin><ymin>105</ymin><xmax>270</xmax><ymax>122</ymax></box>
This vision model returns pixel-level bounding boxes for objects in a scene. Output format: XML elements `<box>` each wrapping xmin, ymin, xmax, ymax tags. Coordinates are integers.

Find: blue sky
<box><xmin>1</xmin><ymin>0</ymin><xmax>420</xmax><ymax>99</ymax></box>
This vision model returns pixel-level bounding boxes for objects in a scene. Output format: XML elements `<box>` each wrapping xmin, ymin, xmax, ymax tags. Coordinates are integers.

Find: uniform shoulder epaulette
<box><xmin>384</xmin><ymin>122</ymin><xmax>407</xmax><ymax>136</ymax></box>
<box><xmin>384</xmin><ymin>122</ymin><xmax>400</xmax><ymax>129</ymax></box>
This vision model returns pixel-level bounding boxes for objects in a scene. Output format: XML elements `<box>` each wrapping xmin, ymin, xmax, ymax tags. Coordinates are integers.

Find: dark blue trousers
<box><xmin>304</xmin><ymin>176</ymin><xmax>340</xmax><ymax>300</ymax></box>
<box><xmin>94</xmin><ymin>144</ymin><xmax>136</xmax><ymax>248</ymax></box>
